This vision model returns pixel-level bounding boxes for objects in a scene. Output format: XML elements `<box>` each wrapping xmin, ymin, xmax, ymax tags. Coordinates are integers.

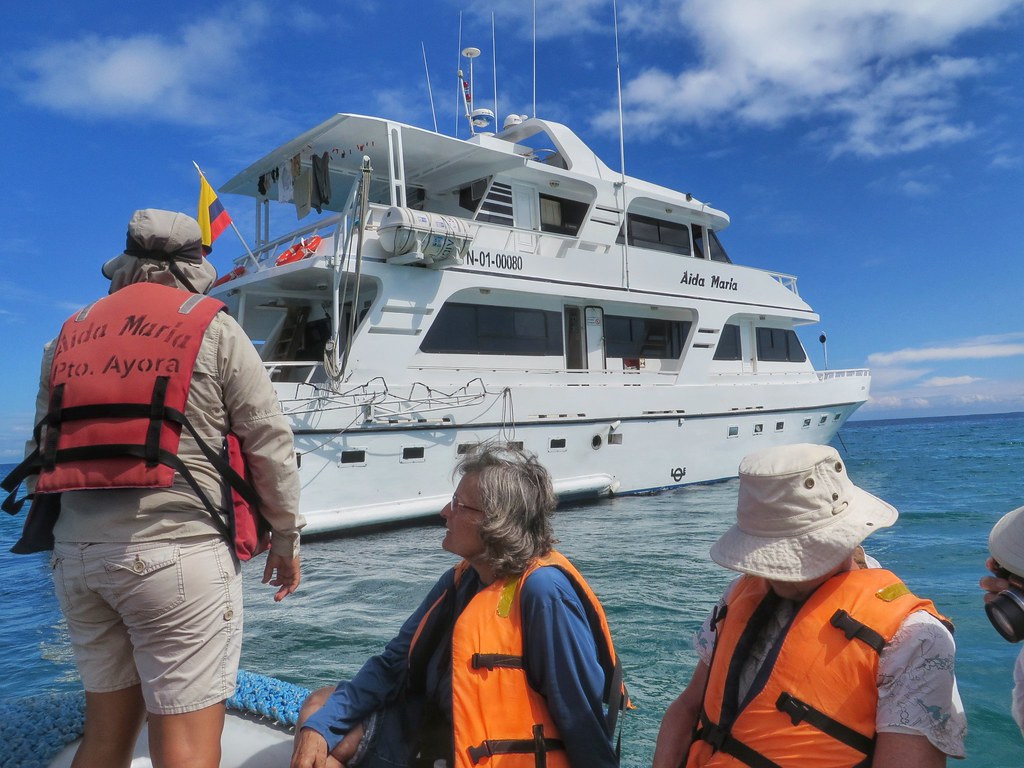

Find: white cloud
<box><xmin>592</xmin><ymin>0</ymin><xmax>1024</xmax><ymax>156</ymax></box>
<box><xmin>868</xmin><ymin>342</ymin><xmax>1024</xmax><ymax>366</ymax></box>
<box><xmin>922</xmin><ymin>376</ymin><xmax>983</xmax><ymax>387</ymax></box>
<box><xmin>8</xmin><ymin>4</ymin><xmax>270</xmax><ymax>123</ymax></box>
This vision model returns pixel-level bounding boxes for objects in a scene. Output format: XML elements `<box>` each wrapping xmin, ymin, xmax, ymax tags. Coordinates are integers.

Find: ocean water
<box><xmin>2</xmin><ymin>412</ymin><xmax>1023</xmax><ymax>766</ymax></box>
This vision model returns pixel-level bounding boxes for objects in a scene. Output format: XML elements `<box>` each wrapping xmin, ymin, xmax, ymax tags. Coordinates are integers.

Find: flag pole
<box><xmin>192</xmin><ymin>161</ymin><xmax>257</xmax><ymax>263</ymax></box>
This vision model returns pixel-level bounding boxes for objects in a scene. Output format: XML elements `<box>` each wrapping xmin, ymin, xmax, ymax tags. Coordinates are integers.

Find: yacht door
<box><xmin>742</xmin><ymin>320</ymin><xmax>755</xmax><ymax>373</ymax></box>
<box><xmin>564</xmin><ymin>306</ymin><xmax>586</xmax><ymax>369</ymax></box>
<box><xmin>512</xmin><ymin>184</ymin><xmax>537</xmax><ymax>254</ymax></box>
<box><xmin>585</xmin><ymin>306</ymin><xmax>606</xmax><ymax>370</ymax></box>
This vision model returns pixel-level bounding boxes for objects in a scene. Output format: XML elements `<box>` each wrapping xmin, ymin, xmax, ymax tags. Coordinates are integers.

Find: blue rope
<box><xmin>0</xmin><ymin>671</ymin><xmax>310</xmax><ymax>768</ymax></box>
<box><xmin>0</xmin><ymin>691</ymin><xmax>84</xmax><ymax>768</ymax></box>
<box><xmin>227</xmin><ymin>669</ymin><xmax>311</xmax><ymax>727</ymax></box>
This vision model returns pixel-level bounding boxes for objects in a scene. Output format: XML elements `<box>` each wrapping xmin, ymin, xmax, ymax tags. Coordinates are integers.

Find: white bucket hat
<box><xmin>990</xmin><ymin>506</ymin><xmax>1024</xmax><ymax>577</ymax></box>
<box><xmin>710</xmin><ymin>443</ymin><xmax>898</xmax><ymax>582</ymax></box>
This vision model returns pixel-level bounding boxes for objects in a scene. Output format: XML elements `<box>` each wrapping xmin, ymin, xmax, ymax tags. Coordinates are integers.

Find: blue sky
<box><xmin>1</xmin><ymin>0</ymin><xmax>1023</xmax><ymax>460</ymax></box>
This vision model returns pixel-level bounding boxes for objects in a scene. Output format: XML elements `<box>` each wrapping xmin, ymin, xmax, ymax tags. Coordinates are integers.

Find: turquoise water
<box><xmin>2</xmin><ymin>412</ymin><xmax>1023</xmax><ymax>766</ymax></box>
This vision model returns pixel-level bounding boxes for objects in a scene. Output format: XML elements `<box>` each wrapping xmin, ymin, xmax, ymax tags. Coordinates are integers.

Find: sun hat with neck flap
<box><xmin>101</xmin><ymin>209</ymin><xmax>216</xmax><ymax>294</ymax></box>
<box><xmin>710</xmin><ymin>443</ymin><xmax>898</xmax><ymax>582</ymax></box>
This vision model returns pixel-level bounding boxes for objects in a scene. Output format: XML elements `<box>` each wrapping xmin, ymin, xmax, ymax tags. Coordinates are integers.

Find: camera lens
<box><xmin>985</xmin><ymin>588</ymin><xmax>1024</xmax><ymax>643</ymax></box>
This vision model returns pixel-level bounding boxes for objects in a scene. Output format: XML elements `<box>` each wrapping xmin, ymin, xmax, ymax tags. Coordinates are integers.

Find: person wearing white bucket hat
<box><xmin>1</xmin><ymin>209</ymin><xmax>304</xmax><ymax>768</ymax></box>
<box><xmin>653</xmin><ymin>443</ymin><xmax>966</xmax><ymax>768</ymax></box>
<box><xmin>981</xmin><ymin>505</ymin><xmax>1024</xmax><ymax>737</ymax></box>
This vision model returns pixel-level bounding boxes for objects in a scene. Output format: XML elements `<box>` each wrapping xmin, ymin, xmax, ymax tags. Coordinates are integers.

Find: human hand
<box><xmin>264</xmin><ymin>552</ymin><xmax>301</xmax><ymax>602</ymax></box>
<box><xmin>291</xmin><ymin>727</ymin><xmax>328</xmax><ymax>768</ymax></box>
<box><xmin>981</xmin><ymin>556</ymin><xmax>1013</xmax><ymax>604</ymax></box>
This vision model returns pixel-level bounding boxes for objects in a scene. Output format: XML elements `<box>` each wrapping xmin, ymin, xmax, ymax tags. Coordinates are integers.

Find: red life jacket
<box><xmin>688</xmin><ymin>569</ymin><xmax>950</xmax><ymax>768</ymax></box>
<box><xmin>409</xmin><ymin>552</ymin><xmax>627</xmax><ymax>768</ymax></box>
<box><xmin>36</xmin><ymin>282</ymin><xmax>224</xmax><ymax>493</ymax></box>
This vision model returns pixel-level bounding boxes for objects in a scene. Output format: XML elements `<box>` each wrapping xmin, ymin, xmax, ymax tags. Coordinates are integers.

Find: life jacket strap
<box><xmin>466</xmin><ymin>725</ymin><xmax>564</xmax><ymax>767</ymax></box>
<box><xmin>775</xmin><ymin>691</ymin><xmax>875</xmax><ymax>755</ymax></box>
<box><xmin>830</xmin><ymin>609</ymin><xmax>886</xmax><ymax>653</ymax></box>
<box><xmin>471</xmin><ymin>653</ymin><xmax>523</xmax><ymax>670</ymax></box>
<box><xmin>695</xmin><ymin>712</ymin><xmax>783</xmax><ymax>768</ymax></box>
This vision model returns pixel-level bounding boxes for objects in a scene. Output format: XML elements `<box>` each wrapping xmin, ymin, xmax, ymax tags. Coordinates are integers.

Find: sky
<box><xmin>1</xmin><ymin>0</ymin><xmax>1023</xmax><ymax>460</ymax></box>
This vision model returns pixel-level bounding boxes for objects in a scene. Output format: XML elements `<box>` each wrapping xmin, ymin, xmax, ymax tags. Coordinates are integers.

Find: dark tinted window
<box><xmin>617</xmin><ymin>214</ymin><xmax>691</xmax><ymax>256</ymax></box>
<box><xmin>539</xmin><ymin>194</ymin><xmax>589</xmax><ymax>236</ymax></box>
<box><xmin>605</xmin><ymin>316</ymin><xmax>690</xmax><ymax>359</ymax></box>
<box><xmin>756</xmin><ymin>328</ymin><xmax>807</xmax><ymax>362</ymax></box>
<box><xmin>421</xmin><ymin>303</ymin><xmax>563</xmax><ymax>356</ymax></box>
<box><xmin>713</xmin><ymin>323</ymin><xmax>742</xmax><ymax>360</ymax></box>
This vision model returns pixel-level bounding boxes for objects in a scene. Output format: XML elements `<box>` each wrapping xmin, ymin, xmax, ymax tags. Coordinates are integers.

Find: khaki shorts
<box><xmin>51</xmin><ymin>536</ymin><xmax>242</xmax><ymax>715</ymax></box>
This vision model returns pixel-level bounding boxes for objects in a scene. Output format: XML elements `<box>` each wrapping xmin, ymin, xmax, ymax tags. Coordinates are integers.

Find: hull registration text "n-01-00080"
<box><xmin>464</xmin><ymin>250</ymin><xmax>524</xmax><ymax>272</ymax></box>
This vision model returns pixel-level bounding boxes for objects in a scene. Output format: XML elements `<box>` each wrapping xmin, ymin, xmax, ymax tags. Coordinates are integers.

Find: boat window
<box><xmin>539</xmin><ymin>194</ymin><xmax>588</xmax><ymax>236</ymax></box>
<box><xmin>708</xmin><ymin>230</ymin><xmax>732</xmax><ymax>263</ymax></box>
<box><xmin>616</xmin><ymin>213</ymin><xmax>691</xmax><ymax>256</ymax></box>
<box><xmin>755</xmin><ymin>327</ymin><xmax>807</xmax><ymax>363</ymax></box>
<box><xmin>713</xmin><ymin>323</ymin><xmax>742</xmax><ymax>361</ymax></box>
<box><xmin>420</xmin><ymin>302</ymin><xmax>564</xmax><ymax>356</ymax></box>
<box><xmin>458</xmin><ymin>178</ymin><xmax>490</xmax><ymax>213</ymax></box>
<box><xmin>693</xmin><ymin>225</ymin><xmax>706</xmax><ymax>259</ymax></box>
<box><xmin>604</xmin><ymin>316</ymin><xmax>691</xmax><ymax>360</ymax></box>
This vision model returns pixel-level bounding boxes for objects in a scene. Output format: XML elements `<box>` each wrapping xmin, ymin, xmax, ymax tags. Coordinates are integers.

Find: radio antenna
<box><xmin>532</xmin><ymin>0</ymin><xmax>537</xmax><ymax>116</ymax></box>
<box><xmin>422</xmin><ymin>42</ymin><xmax>438</xmax><ymax>133</ymax></box>
<box><xmin>455</xmin><ymin>12</ymin><xmax>463</xmax><ymax>136</ymax></box>
<box><xmin>492</xmin><ymin>13</ymin><xmax>499</xmax><ymax>126</ymax></box>
<box><xmin>613</xmin><ymin>0</ymin><xmax>630</xmax><ymax>289</ymax></box>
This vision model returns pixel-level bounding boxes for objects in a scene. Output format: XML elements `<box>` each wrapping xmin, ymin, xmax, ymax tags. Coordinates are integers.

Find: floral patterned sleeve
<box><xmin>875</xmin><ymin>610</ymin><xmax>967</xmax><ymax>758</ymax></box>
<box><xmin>693</xmin><ymin>579</ymin><xmax>741</xmax><ymax>665</ymax></box>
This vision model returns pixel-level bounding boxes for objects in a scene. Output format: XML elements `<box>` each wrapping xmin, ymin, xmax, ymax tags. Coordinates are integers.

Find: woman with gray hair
<box><xmin>292</xmin><ymin>445</ymin><xmax>626</xmax><ymax>768</ymax></box>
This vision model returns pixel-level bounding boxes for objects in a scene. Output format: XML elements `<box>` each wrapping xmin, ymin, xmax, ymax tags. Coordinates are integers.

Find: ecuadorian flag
<box><xmin>198</xmin><ymin>174</ymin><xmax>232</xmax><ymax>253</ymax></box>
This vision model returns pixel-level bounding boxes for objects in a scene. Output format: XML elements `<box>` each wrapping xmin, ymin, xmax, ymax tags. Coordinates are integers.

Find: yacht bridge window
<box><xmin>420</xmin><ymin>302</ymin><xmax>564</xmax><ymax>355</ymax></box>
<box><xmin>692</xmin><ymin>226</ymin><xmax>732</xmax><ymax>263</ymax></box>
<box><xmin>539</xmin><ymin>193</ymin><xmax>588</xmax><ymax>236</ymax></box>
<box><xmin>616</xmin><ymin>213</ymin><xmax>691</xmax><ymax>256</ymax></box>
<box><xmin>756</xmin><ymin>327</ymin><xmax>807</xmax><ymax>363</ymax></box>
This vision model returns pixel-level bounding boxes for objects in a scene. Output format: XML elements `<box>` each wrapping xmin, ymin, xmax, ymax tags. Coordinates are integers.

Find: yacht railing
<box><xmin>767</xmin><ymin>271</ymin><xmax>799</xmax><ymax>295</ymax></box>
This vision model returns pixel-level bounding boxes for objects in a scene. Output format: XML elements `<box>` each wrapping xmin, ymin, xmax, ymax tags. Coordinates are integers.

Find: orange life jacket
<box><xmin>688</xmin><ymin>569</ymin><xmax>950</xmax><ymax>768</ymax></box>
<box><xmin>36</xmin><ymin>282</ymin><xmax>224</xmax><ymax>493</ymax></box>
<box><xmin>409</xmin><ymin>551</ymin><xmax>626</xmax><ymax>768</ymax></box>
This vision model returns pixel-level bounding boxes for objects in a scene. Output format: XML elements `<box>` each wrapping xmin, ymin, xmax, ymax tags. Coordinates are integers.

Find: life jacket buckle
<box><xmin>702</xmin><ymin>722</ymin><xmax>729</xmax><ymax>750</ymax></box>
<box><xmin>776</xmin><ymin>691</ymin><xmax>810</xmax><ymax>725</ymax></box>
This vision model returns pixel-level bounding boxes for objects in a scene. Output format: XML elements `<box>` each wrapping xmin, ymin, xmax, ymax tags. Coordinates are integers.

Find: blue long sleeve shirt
<box><xmin>303</xmin><ymin>561</ymin><xmax>618</xmax><ymax>767</ymax></box>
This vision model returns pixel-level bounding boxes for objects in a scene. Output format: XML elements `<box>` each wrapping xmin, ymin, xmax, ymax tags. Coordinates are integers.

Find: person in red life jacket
<box><xmin>290</xmin><ymin>446</ymin><xmax>627</xmax><ymax>768</ymax></box>
<box><xmin>652</xmin><ymin>444</ymin><xmax>966</xmax><ymax>768</ymax></box>
<box><xmin>980</xmin><ymin>506</ymin><xmax>1024</xmax><ymax>738</ymax></box>
<box><xmin>21</xmin><ymin>209</ymin><xmax>304</xmax><ymax>768</ymax></box>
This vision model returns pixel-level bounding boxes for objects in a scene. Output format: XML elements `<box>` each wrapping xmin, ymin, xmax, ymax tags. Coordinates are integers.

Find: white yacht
<box><xmin>211</xmin><ymin>105</ymin><xmax>869</xmax><ymax>535</ymax></box>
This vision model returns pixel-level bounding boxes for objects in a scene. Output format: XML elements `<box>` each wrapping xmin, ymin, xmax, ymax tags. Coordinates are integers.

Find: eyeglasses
<box><xmin>450</xmin><ymin>493</ymin><xmax>483</xmax><ymax>515</ymax></box>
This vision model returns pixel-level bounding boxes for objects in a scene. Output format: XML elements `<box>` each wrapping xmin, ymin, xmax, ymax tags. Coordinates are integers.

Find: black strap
<box><xmin>471</xmin><ymin>653</ymin><xmax>523</xmax><ymax>670</ymax></box>
<box><xmin>695</xmin><ymin>713</ymin><xmax>783</xmax><ymax>768</ymax></box>
<box><xmin>41</xmin><ymin>384</ymin><xmax>65</xmax><ymax>470</ymax></box>
<box><xmin>830</xmin><ymin>609</ymin><xmax>886</xmax><ymax>653</ymax></box>
<box><xmin>1</xmin><ymin>447</ymin><xmax>42</xmax><ymax>515</ymax></box>
<box><xmin>775</xmin><ymin>692</ymin><xmax>875</xmax><ymax>755</ymax></box>
<box><xmin>145</xmin><ymin>377</ymin><xmax>170</xmax><ymax>466</ymax></box>
<box><xmin>466</xmin><ymin>725</ymin><xmax>564</xmax><ymax>767</ymax></box>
